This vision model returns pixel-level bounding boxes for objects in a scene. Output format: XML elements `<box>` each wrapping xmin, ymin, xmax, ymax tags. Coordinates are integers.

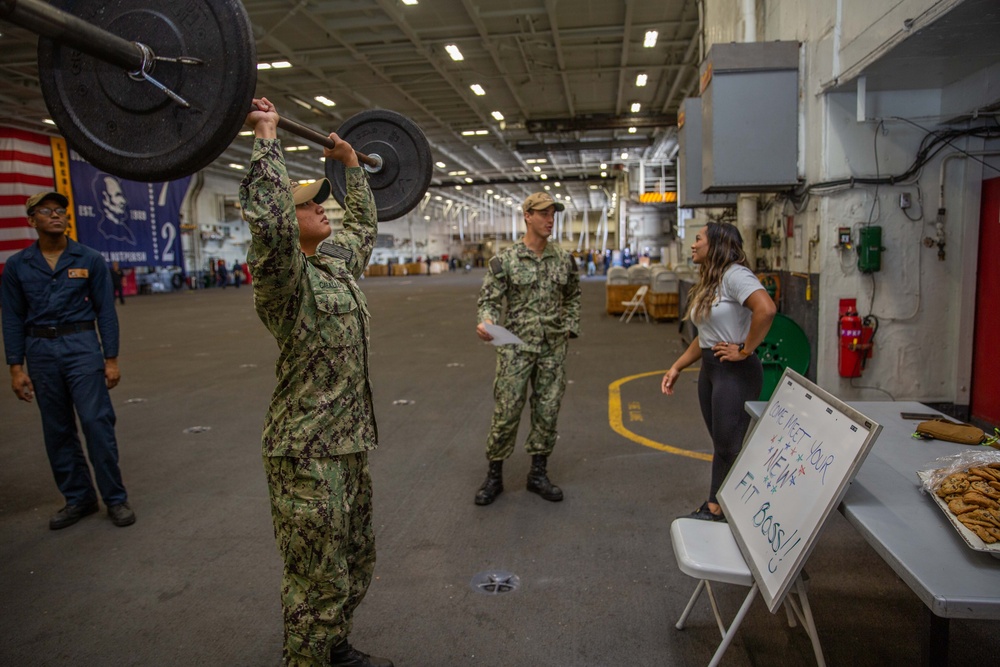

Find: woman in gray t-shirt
<box><xmin>661</xmin><ymin>222</ymin><xmax>776</xmax><ymax>521</ymax></box>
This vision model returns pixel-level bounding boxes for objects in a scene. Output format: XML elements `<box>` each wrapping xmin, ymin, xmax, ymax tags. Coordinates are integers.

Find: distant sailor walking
<box><xmin>474</xmin><ymin>192</ymin><xmax>581</xmax><ymax>505</ymax></box>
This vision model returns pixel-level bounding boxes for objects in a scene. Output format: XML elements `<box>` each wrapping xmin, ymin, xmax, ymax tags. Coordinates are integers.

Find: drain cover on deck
<box><xmin>470</xmin><ymin>570</ymin><xmax>520</xmax><ymax>595</ymax></box>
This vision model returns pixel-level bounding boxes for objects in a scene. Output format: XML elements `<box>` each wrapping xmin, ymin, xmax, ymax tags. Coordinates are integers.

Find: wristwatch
<box><xmin>738</xmin><ymin>343</ymin><xmax>751</xmax><ymax>357</ymax></box>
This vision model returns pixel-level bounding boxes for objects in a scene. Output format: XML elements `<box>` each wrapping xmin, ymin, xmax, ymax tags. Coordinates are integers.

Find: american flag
<box><xmin>1</xmin><ymin>127</ymin><xmax>55</xmax><ymax>276</ymax></box>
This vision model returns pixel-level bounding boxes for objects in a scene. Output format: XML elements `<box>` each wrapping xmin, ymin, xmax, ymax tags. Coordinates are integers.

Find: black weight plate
<box><xmin>37</xmin><ymin>0</ymin><xmax>256</xmax><ymax>182</ymax></box>
<box><xmin>327</xmin><ymin>110</ymin><xmax>433</xmax><ymax>221</ymax></box>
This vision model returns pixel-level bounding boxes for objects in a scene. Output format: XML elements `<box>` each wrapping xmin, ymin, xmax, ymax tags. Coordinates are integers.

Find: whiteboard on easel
<box><xmin>718</xmin><ymin>368</ymin><xmax>882</xmax><ymax>612</ymax></box>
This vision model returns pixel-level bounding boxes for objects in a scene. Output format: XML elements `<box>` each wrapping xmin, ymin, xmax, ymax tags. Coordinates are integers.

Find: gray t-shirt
<box><xmin>692</xmin><ymin>264</ymin><xmax>764</xmax><ymax>348</ymax></box>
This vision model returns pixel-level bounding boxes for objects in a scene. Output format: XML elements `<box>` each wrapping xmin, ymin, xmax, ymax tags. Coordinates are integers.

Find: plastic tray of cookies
<box><xmin>917</xmin><ymin>470</ymin><xmax>1000</xmax><ymax>556</ymax></box>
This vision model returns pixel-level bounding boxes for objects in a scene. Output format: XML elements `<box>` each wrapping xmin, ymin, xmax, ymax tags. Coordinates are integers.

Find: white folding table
<box><xmin>746</xmin><ymin>400</ymin><xmax>1000</xmax><ymax>664</ymax></box>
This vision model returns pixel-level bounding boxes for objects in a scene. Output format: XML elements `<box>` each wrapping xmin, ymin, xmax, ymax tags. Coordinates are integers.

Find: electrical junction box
<box><xmin>857</xmin><ymin>225</ymin><xmax>883</xmax><ymax>273</ymax></box>
<box><xmin>700</xmin><ymin>41</ymin><xmax>800</xmax><ymax>192</ymax></box>
<box><xmin>838</xmin><ymin>227</ymin><xmax>852</xmax><ymax>248</ymax></box>
<box><xmin>677</xmin><ymin>97</ymin><xmax>738</xmax><ymax>208</ymax></box>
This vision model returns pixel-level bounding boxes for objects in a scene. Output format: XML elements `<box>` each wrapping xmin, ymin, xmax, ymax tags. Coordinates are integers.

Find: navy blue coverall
<box><xmin>1</xmin><ymin>238</ymin><xmax>128</xmax><ymax>507</ymax></box>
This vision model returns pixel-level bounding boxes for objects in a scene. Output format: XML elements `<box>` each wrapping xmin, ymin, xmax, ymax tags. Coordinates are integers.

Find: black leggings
<box><xmin>697</xmin><ymin>348</ymin><xmax>763</xmax><ymax>503</ymax></box>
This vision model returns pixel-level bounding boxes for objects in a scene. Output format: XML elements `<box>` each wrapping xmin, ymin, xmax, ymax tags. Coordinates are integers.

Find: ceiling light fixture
<box><xmin>402</xmin><ymin>0</ymin><xmax>418</xmax><ymax>5</ymax></box>
<box><xmin>628</xmin><ymin>127</ymin><xmax>637</xmax><ymax>134</ymax></box>
<box><xmin>270</xmin><ymin>61</ymin><xmax>292</xmax><ymax>69</ymax></box>
<box><xmin>636</xmin><ymin>73</ymin><xmax>648</xmax><ymax>87</ymax></box>
<box><xmin>644</xmin><ymin>30</ymin><xmax>658</xmax><ymax>48</ymax></box>
<box><xmin>228</xmin><ymin>163</ymin><xmax>245</xmax><ymax>170</ymax></box>
<box><xmin>470</xmin><ymin>84</ymin><xmax>486</xmax><ymax>96</ymax></box>
<box><xmin>630</xmin><ymin>102</ymin><xmax>641</xmax><ymax>113</ymax></box>
<box><xmin>491</xmin><ymin>111</ymin><xmax>504</xmax><ymax>121</ymax></box>
<box><xmin>445</xmin><ymin>44</ymin><xmax>464</xmax><ymax>61</ymax></box>
<box><xmin>600</xmin><ymin>163</ymin><xmax>607</xmax><ymax>170</ymax></box>
<box><xmin>621</xmin><ymin>152</ymin><xmax>629</xmax><ymax>160</ymax></box>
<box><xmin>435</xmin><ymin>162</ymin><xmax>446</xmax><ymax>169</ymax></box>
<box><xmin>288</xmin><ymin>95</ymin><xmax>313</xmax><ymax>110</ymax></box>
<box><xmin>314</xmin><ymin>95</ymin><xmax>336</xmax><ymax>107</ymax></box>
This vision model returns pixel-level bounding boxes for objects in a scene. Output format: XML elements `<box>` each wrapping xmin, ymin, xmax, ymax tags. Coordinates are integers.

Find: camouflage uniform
<box><xmin>477</xmin><ymin>241</ymin><xmax>581</xmax><ymax>460</ymax></box>
<box><xmin>240</xmin><ymin>139</ymin><xmax>378</xmax><ymax>667</ymax></box>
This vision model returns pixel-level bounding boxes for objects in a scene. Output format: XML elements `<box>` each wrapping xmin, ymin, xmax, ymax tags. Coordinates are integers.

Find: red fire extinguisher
<box><xmin>839</xmin><ymin>298</ymin><xmax>864</xmax><ymax>378</ymax></box>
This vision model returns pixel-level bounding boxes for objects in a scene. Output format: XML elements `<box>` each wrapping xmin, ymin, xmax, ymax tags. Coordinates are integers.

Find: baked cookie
<box><xmin>949</xmin><ymin>498</ymin><xmax>979</xmax><ymax>515</ymax></box>
<box><xmin>936</xmin><ymin>474</ymin><xmax>970</xmax><ymax>498</ymax></box>
<box><xmin>970</xmin><ymin>480</ymin><xmax>1000</xmax><ymax>500</ymax></box>
<box><xmin>963</xmin><ymin>491</ymin><xmax>1000</xmax><ymax>510</ymax></box>
<box><xmin>970</xmin><ymin>467</ymin><xmax>1000</xmax><ymax>483</ymax></box>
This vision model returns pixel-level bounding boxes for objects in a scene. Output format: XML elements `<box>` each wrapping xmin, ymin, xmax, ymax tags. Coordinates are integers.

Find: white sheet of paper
<box><xmin>483</xmin><ymin>323</ymin><xmax>524</xmax><ymax>346</ymax></box>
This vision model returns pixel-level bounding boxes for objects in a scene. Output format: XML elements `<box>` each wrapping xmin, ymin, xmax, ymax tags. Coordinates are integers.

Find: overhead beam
<box><xmin>429</xmin><ymin>174</ymin><xmax>617</xmax><ymax>189</ymax></box>
<box><xmin>525</xmin><ymin>114</ymin><xmax>677</xmax><ymax>133</ymax></box>
<box><xmin>515</xmin><ymin>138</ymin><xmax>652</xmax><ymax>154</ymax></box>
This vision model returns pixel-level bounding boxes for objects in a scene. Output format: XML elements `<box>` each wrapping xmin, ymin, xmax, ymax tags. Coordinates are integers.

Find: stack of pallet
<box><xmin>648</xmin><ymin>267</ymin><xmax>679</xmax><ymax>321</ymax></box>
<box><xmin>604</xmin><ymin>265</ymin><xmax>679</xmax><ymax>320</ymax></box>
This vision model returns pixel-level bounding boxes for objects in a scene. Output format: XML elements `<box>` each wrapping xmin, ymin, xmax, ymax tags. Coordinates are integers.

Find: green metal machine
<box><xmin>857</xmin><ymin>225</ymin><xmax>883</xmax><ymax>273</ymax></box>
<box><xmin>757</xmin><ymin>313</ymin><xmax>811</xmax><ymax>400</ymax></box>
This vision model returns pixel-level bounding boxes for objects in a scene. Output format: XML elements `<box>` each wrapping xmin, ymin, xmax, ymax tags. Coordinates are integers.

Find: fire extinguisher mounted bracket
<box><xmin>839</xmin><ymin>307</ymin><xmax>864</xmax><ymax>378</ymax></box>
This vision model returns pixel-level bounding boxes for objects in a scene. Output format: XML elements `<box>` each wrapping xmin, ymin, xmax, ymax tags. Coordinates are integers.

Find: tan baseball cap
<box><xmin>26</xmin><ymin>191</ymin><xmax>69</xmax><ymax>214</ymax></box>
<box><xmin>291</xmin><ymin>178</ymin><xmax>331</xmax><ymax>206</ymax></box>
<box><xmin>522</xmin><ymin>192</ymin><xmax>564</xmax><ymax>213</ymax></box>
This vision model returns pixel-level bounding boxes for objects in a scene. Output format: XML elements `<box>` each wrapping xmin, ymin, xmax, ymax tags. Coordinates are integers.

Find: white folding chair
<box><xmin>670</xmin><ymin>518</ymin><xmax>826</xmax><ymax>667</ymax></box>
<box><xmin>619</xmin><ymin>284</ymin><xmax>649</xmax><ymax>323</ymax></box>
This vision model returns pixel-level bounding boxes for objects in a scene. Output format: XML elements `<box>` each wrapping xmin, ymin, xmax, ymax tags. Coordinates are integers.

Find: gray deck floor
<box><xmin>1</xmin><ymin>269</ymin><xmax>996</xmax><ymax>666</ymax></box>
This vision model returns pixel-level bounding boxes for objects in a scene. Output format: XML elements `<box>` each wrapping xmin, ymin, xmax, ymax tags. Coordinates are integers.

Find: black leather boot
<box><xmin>527</xmin><ymin>454</ymin><xmax>563</xmax><ymax>501</ymax></box>
<box><xmin>474</xmin><ymin>460</ymin><xmax>504</xmax><ymax>506</ymax></box>
<box><xmin>329</xmin><ymin>640</ymin><xmax>394</xmax><ymax>667</ymax></box>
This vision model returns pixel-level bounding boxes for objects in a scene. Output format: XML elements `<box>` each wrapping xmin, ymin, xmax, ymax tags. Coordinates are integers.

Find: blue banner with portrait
<box><xmin>69</xmin><ymin>151</ymin><xmax>192</xmax><ymax>269</ymax></box>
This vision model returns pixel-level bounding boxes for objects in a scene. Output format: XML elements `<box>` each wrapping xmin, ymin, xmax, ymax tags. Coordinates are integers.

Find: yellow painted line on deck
<box><xmin>608</xmin><ymin>369</ymin><xmax>712</xmax><ymax>461</ymax></box>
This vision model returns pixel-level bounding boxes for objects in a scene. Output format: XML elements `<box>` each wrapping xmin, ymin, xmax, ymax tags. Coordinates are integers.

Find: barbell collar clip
<box><xmin>126</xmin><ymin>42</ymin><xmax>191</xmax><ymax>108</ymax></box>
<box><xmin>363</xmin><ymin>153</ymin><xmax>383</xmax><ymax>174</ymax></box>
<box><xmin>154</xmin><ymin>55</ymin><xmax>205</xmax><ymax>66</ymax></box>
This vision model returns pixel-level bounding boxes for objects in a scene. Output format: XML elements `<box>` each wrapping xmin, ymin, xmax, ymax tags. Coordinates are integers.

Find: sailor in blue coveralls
<box><xmin>1</xmin><ymin>191</ymin><xmax>135</xmax><ymax>530</ymax></box>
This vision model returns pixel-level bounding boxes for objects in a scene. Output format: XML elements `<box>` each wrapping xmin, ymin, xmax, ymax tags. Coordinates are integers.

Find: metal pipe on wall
<box><xmin>737</xmin><ymin>193</ymin><xmax>758</xmax><ymax>269</ymax></box>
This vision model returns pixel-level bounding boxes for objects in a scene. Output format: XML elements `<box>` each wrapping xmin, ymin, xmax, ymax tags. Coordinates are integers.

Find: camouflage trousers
<box><xmin>263</xmin><ymin>453</ymin><xmax>375</xmax><ymax>667</ymax></box>
<box><xmin>486</xmin><ymin>337</ymin><xmax>568</xmax><ymax>460</ymax></box>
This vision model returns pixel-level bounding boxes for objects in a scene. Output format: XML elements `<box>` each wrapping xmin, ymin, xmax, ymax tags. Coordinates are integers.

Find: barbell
<box><xmin>0</xmin><ymin>0</ymin><xmax>432</xmax><ymax>220</ymax></box>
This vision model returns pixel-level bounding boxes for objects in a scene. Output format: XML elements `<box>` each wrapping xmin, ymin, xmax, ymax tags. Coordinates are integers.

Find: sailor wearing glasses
<box><xmin>1</xmin><ymin>191</ymin><xmax>135</xmax><ymax>531</ymax></box>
